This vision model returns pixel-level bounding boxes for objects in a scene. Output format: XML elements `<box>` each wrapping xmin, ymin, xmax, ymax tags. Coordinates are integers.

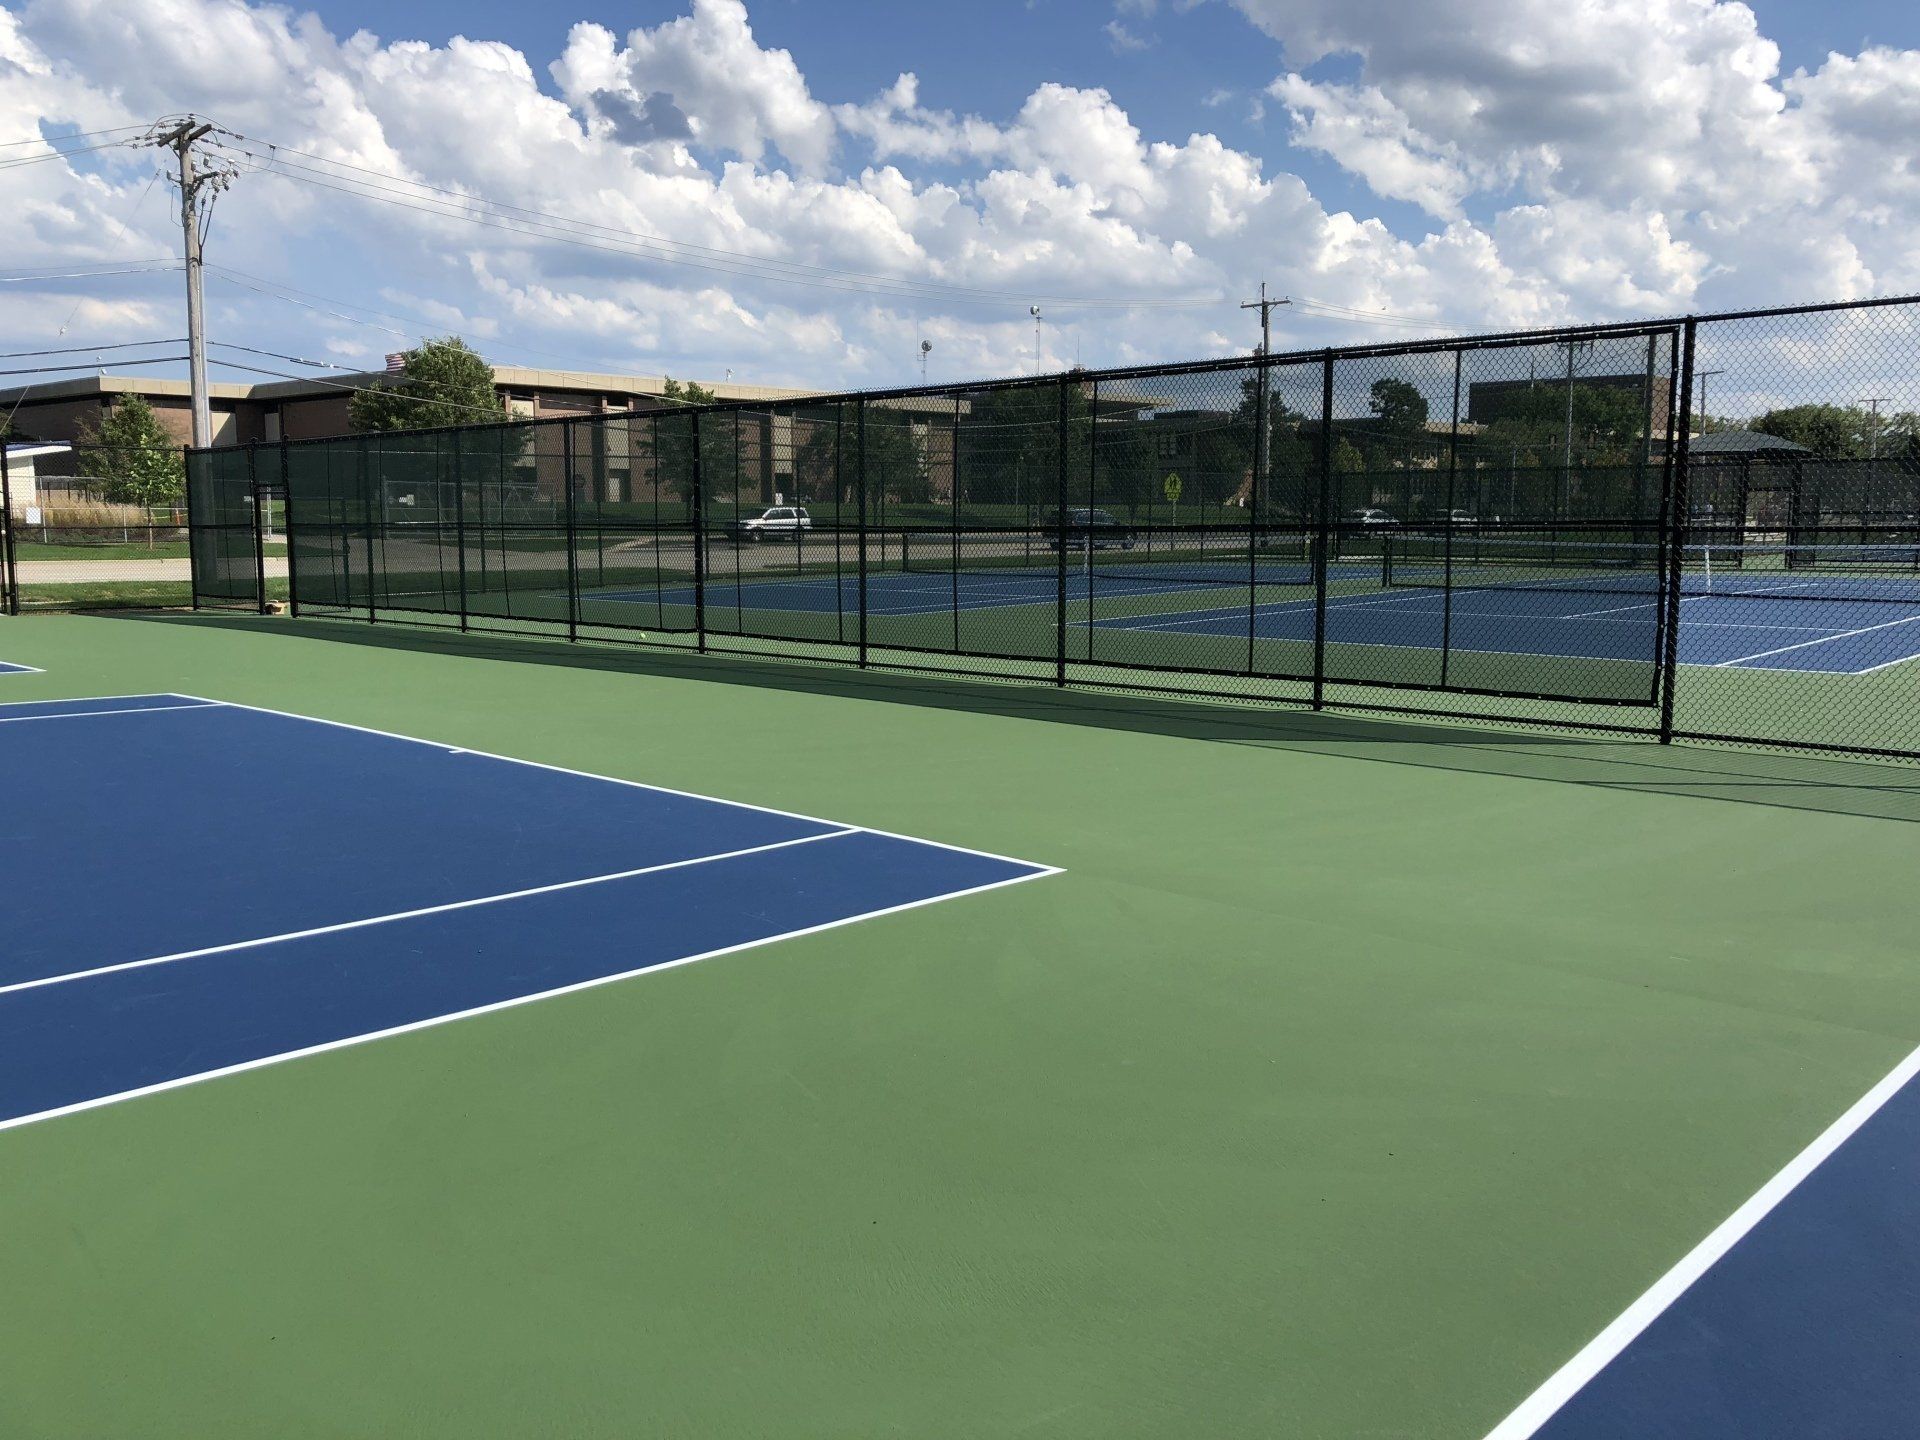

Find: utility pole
<box><xmin>144</xmin><ymin>118</ymin><xmax>234</xmax><ymax>450</ymax></box>
<box><xmin>1240</xmin><ymin>284</ymin><xmax>1290</xmax><ymax>510</ymax></box>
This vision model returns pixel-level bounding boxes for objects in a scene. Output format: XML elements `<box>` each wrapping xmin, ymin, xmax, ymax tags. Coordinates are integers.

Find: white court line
<box><xmin>0</xmin><ymin>864</ymin><xmax>1059</xmax><ymax>1138</ymax></box>
<box><xmin>170</xmin><ymin>694</ymin><xmax>1060</xmax><ymax>879</ymax></box>
<box><xmin>0</xmin><ymin>828</ymin><xmax>859</xmax><ymax>998</ymax></box>
<box><xmin>1849</xmin><ymin>648</ymin><xmax>1920</xmax><ymax>676</ymax></box>
<box><xmin>0</xmin><ymin>663</ymin><xmax>46</xmax><ymax>676</ymax></box>
<box><xmin>1710</xmin><ymin>614</ymin><xmax>1920</xmax><ymax>667</ymax></box>
<box><xmin>0</xmin><ymin>700</ymin><xmax>219</xmax><ymax>725</ymax></box>
<box><xmin>1483</xmin><ymin>1040</ymin><xmax>1920</xmax><ymax>1440</ymax></box>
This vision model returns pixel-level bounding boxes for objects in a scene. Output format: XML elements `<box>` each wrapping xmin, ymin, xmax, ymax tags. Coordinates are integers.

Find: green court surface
<box><xmin>2</xmin><ymin>612</ymin><xmax>1917</xmax><ymax>1439</ymax></box>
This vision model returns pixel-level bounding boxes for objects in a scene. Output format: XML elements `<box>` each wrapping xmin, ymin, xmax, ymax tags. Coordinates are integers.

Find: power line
<box><xmin>0</xmin><ymin>356</ymin><xmax>191</xmax><ymax>377</ymax></box>
<box><xmin>0</xmin><ymin>263</ymin><xmax>179</xmax><ymax>284</ymax></box>
<box><xmin>0</xmin><ymin>139</ymin><xmax>140</xmax><ymax>172</ymax></box>
<box><xmin>0</xmin><ymin>339</ymin><xmax>185</xmax><ymax>359</ymax></box>
<box><xmin>207</xmin><ymin>340</ymin><xmax>361</xmax><ymax>371</ymax></box>
<box><xmin>204</xmin><ymin>356</ymin><xmax>509</xmax><ymax>418</ymax></box>
<box><xmin>0</xmin><ymin>124</ymin><xmax>148</xmax><ymax>150</ymax></box>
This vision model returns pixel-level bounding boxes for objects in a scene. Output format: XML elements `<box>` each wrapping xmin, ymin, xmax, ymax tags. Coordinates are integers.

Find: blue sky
<box><xmin>5</xmin><ymin>0</ymin><xmax>1920</xmax><ymax>396</ymax></box>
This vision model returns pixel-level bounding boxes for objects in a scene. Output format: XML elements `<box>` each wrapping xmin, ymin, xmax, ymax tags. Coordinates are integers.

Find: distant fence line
<box><xmin>169</xmin><ymin>292</ymin><xmax>1920</xmax><ymax>760</ymax></box>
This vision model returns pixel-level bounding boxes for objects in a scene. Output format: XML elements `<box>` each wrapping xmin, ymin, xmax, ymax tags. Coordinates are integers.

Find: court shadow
<box><xmin>117</xmin><ymin>611</ymin><xmax>1920</xmax><ymax>825</ymax></box>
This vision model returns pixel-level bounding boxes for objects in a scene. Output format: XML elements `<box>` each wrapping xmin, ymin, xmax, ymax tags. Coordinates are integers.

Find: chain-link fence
<box><xmin>1</xmin><ymin>441</ymin><xmax>203</xmax><ymax>611</ymax></box>
<box><xmin>177</xmin><ymin>295</ymin><xmax>1920</xmax><ymax>760</ymax></box>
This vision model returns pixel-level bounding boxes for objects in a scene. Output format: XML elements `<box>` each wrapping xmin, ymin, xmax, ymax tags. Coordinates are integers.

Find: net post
<box><xmin>249</xmin><ymin>441</ymin><xmax>268</xmax><ymax>615</ymax></box>
<box><xmin>1056</xmin><ymin>379</ymin><xmax>1068</xmax><ymax>687</ymax></box>
<box><xmin>450</xmin><ymin>429</ymin><xmax>467</xmax><ymax>631</ymax></box>
<box><xmin>1658</xmin><ymin>318</ymin><xmax>1698</xmax><ymax>743</ymax></box>
<box><xmin>690</xmin><ymin>409</ymin><xmax>707</xmax><ymax>654</ymax></box>
<box><xmin>563</xmin><ymin>420</ymin><xmax>579</xmax><ymax>643</ymax></box>
<box><xmin>1313</xmin><ymin>352</ymin><xmax>1334</xmax><ymax>709</ymax></box>
<box><xmin>856</xmin><ymin>399</ymin><xmax>868</xmax><ymax>668</ymax></box>
<box><xmin>1</xmin><ymin>440</ymin><xmax>18</xmax><ymax>616</ymax></box>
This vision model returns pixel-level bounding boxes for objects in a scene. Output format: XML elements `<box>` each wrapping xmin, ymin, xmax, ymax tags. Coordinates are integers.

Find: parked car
<box><xmin>1443</xmin><ymin>509</ymin><xmax>1479</xmax><ymax>527</ymax></box>
<box><xmin>1045</xmin><ymin>507</ymin><xmax>1136</xmax><ymax>551</ymax></box>
<box><xmin>1348</xmin><ymin>507</ymin><xmax>1399</xmax><ymax>527</ymax></box>
<box><xmin>725</xmin><ymin>506</ymin><xmax>812</xmax><ymax>542</ymax></box>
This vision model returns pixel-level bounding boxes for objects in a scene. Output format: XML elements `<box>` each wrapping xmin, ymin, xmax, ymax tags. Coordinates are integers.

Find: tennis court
<box><xmin>615</xmin><ymin>542</ymin><xmax>1920</xmax><ymax>675</ymax></box>
<box><xmin>0</xmin><ymin>692</ymin><xmax>1051</xmax><ymax>1130</ymax></box>
<box><xmin>2</xmin><ymin>605</ymin><xmax>1917</xmax><ymax>1440</ymax></box>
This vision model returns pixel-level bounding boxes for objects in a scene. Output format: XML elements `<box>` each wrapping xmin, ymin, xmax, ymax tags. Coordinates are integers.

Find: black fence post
<box><xmin>0</xmin><ymin>442</ymin><xmax>18</xmax><ymax>616</ymax></box>
<box><xmin>856</xmin><ymin>400</ymin><xmax>869</xmax><ymax>667</ymax></box>
<box><xmin>450</xmin><ymin>429</ymin><xmax>467</xmax><ymax>632</ymax></box>
<box><xmin>951</xmin><ymin>394</ymin><xmax>963</xmax><ymax>654</ymax></box>
<box><xmin>186</xmin><ymin>445</ymin><xmax>202</xmax><ymax>612</ymax></box>
<box><xmin>248</xmin><ymin>443</ymin><xmax>268</xmax><ymax>614</ymax></box>
<box><xmin>1056</xmin><ymin>379</ymin><xmax>1069</xmax><ymax>687</ymax></box>
<box><xmin>1659</xmin><ymin>319</ymin><xmax>1698</xmax><ymax>743</ymax></box>
<box><xmin>690</xmin><ymin>411</ymin><xmax>707</xmax><ymax>654</ymax></box>
<box><xmin>1439</xmin><ymin>349</ymin><xmax>1464</xmax><ymax>689</ymax></box>
<box><xmin>278</xmin><ymin>438</ymin><xmax>300</xmax><ymax>619</ymax></box>
<box><xmin>1313</xmin><ymin>353</ymin><xmax>1334</xmax><ymax>710</ymax></box>
<box><xmin>562</xmin><ymin>421</ymin><xmax>579</xmax><ymax>643</ymax></box>
<box><xmin>365</xmin><ymin>435</ymin><xmax>381</xmax><ymax>624</ymax></box>
<box><xmin>1248</xmin><ymin>361</ymin><xmax>1266</xmax><ymax>676</ymax></box>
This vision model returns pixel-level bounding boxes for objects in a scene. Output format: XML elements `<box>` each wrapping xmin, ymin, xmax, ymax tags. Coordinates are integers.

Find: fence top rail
<box><xmin>186</xmin><ymin>291</ymin><xmax>1919</xmax><ymax>460</ymax></box>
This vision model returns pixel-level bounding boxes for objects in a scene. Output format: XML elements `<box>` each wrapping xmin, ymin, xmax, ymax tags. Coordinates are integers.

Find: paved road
<box><xmin>15</xmin><ymin>558</ymin><xmax>291</xmax><ymax>584</ymax></box>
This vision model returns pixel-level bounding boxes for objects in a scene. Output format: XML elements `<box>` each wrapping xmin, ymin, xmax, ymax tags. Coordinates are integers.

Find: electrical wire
<box><xmin>0</xmin><ymin>339</ymin><xmax>185</xmax><ymax>359</ymax></box>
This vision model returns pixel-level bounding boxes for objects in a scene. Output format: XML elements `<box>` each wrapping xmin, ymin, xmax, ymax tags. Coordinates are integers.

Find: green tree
<box><xmin>1368</xmin><ymin>377</ymin><xmax>1430</xmax><ymax>442</ymax></box>
<box><xmin>1751</xmin><ymin>403</ymin><xmax>1876</xmax><ymax>459</ymax></box>
<box><xmin>649</xmin><ymin>377</ymin><xmax>729</xmax><ymax>515</ymax></box>
<box><xmin>348</xmin><ymin>337</ymin><xmax>505</xmax><ymax>432</ymax></box>
<box><xmin>76</xmin><ymin>395</ymin><xmax>184</xmax><ymax>506</ymax></box>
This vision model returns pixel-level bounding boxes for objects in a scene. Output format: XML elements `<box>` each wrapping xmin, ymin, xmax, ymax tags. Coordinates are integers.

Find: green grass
<box><xmin>16</xmin><ymin>579</ymin><xmax>291</xmax><ymax>610</ymax></box>
<box><xmin>0</xmin><ymin>613</ymin><xmax>1916</xmax><ymax>1437</ymax></box>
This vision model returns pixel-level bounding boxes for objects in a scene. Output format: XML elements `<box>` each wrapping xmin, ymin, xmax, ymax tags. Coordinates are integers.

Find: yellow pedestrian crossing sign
<box><xmin>1163</xmin><ymin>472</ymin><xmax>1183</xmax><ymax>504</ymax></box>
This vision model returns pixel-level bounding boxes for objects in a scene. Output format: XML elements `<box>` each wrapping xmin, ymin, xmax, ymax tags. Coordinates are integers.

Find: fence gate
<box><xmin>186</xmin><ymin>446</ymin><xmax>271</xmax><ymax>612</ymax></box>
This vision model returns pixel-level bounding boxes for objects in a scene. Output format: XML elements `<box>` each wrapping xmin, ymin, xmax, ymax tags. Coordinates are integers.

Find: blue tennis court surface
<box><xmin>1089</xmin><ymin>590</ymin><xmax>1920</xmax><ymax>673</ymax></box>
<box><xmin>0</xmin><ymin>660</ymin><xmax>39</xmax><ymax>675</ymax></box>
<box><xmin>606</xmin><ymin>568</ymin><xmax>1920</xmax><ymax>674</ymax></box>
<box><xmin>0</xmin><ymin>694</ymin><xmax>1055</xmax><ymax>1131</ymax></box>
<box><xmin>1492</xmin><ymin>1043</ymin><xmax>1920</xmax><ymax>1439</ymax></box>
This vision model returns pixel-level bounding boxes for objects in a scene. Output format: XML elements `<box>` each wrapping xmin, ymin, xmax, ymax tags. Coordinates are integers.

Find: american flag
<box><xmin>385</xmin><ymin>353</ymin><xmax>407</xmax><ymax>373</ymax></box>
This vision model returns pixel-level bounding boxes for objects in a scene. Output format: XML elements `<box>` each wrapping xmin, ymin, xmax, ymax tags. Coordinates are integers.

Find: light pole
<box><xmin>1695</xmin><ymin>369</ymin><xmax>1724</xmax><ymax>437</ymax></box>
<box><xmin>1030</xmin><ymin>306</ymin><xmax>1043</xmax><ymax>376</ymax></box>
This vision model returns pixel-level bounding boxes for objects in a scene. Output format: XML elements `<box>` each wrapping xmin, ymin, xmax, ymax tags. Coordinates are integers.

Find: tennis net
<box><xmin>1383</xmin><ymin>533</ymin><xmax>1920</xmax><ymax>605</ymax></box>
